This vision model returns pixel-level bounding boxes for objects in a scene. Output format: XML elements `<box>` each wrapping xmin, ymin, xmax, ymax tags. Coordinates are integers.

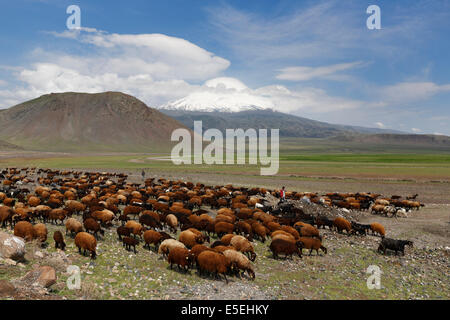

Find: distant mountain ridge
<box><xmin>160</xmin><ymin>109</ymin><xmax>404</xmax><ymax>138</ymax></box>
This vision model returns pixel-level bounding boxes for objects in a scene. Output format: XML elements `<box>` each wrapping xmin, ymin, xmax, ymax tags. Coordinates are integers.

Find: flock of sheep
<box><xmin>0</xmin><ymin>167</ymin><xmax>417</xmax><ymax>284</ymax></box>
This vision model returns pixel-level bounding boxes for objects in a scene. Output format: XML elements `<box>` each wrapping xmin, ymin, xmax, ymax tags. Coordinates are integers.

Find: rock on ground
<box><xmin>0</xmin><ymin>231</ymin><xmax>26</xmax><ymax>261</ymax></box>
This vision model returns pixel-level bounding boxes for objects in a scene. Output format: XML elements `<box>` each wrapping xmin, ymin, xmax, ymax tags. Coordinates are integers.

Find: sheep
<box><xmin>27</xmin><ymin>196</ymin><xmax>41</xmax><ymax>207</ymax></box>
<box><xmin>378</xmin><ymin>238</ymin><xmax>413</xmax><ymax>255</ymax></box>
<box><xmin>230</xmin><ymin>235</ymin><xmax>256</xmax><ymax>262</ymax></box>
<box><xmin>213</xmin><ymin>245</ymin><xmax>236</xmax><ymax>253</ymax></box>
<box><xmin>234</xmin><ymin>221</ymin><xmax>253</xmax><ymax>239</ymax></box>
<box><xmin>65</xmin><ymin>200</ymin><xmax>86</xmax><ymax>215</ymax></box>
<box><xmin>165</xmin><ymin>214</ymin><xmax>178</xmax><ymax>233</ymax></box>
<box><xmin>190</xmin><ymin>244</ymin><xmax>214</xmax><ymax>266</ymax></box>
<box><xmin>0</xmin><ymin>206</ymin><xmax>14</xmax><ymax>228</ymax></box>
<box><xmin>33</xmin><ymin>223</ymin><xmax>48</xmax><ymax>245</ymax></box>
<box><xmin>351</xmin><ymin>222</ymin><xmax>371</xmax><ymax>235</ymax></box>
<box><xmin>332</xmin><ymin>217</ymin><xmax>352</xmax><ymax>234</ymax></box>
<box><xmin>13</xmin><ymin>221</ymin><xmax>35</xmax><ymax>241</ymax></box>
<box><xmin>92</xmin><ymin>209</ymin><xmax>115</xmax><ymax>226</ymax></box>
<box><xmin>158</xmin><ymin>239</ymin><xmax>186</xmax><ymax>257</ymax></box>
<box><xmin>74</xmin><ymin>232</ymin><xmax>97</xmax><ymax>259</ymax></box>
<box><xmin>125</xmin><ymin>220</ymin><xmax>144</xmax><ymax>238</ymax></box>
<box><xmin>294</xmin><ymin>222</ymin><xmax>322</xmax><ymax>239</ymax></box>
<box><xmin>48</xmin><ymin>208</ymin><xmax>68</xmax><ymax>224</ymax></box>
<box><xmin>123</xmin><ymin>236</ymin><xmax>139</xmax><ymax>254</ymax></box>
<box><xmin>143</xmin><ymin>230</ymin><xmax>167</xmax><ymax>251</ymax></box>
<box><xmin>53</xmin><ymin>231</ymin><xmax>66</xmax><ymax>250</ymax></box>
<box><xmin>84</xmin><ymin>218</ymin><xmax>105</xmax><ymax>239</ymax></box>
<box><xmin>179</xmin><ymin>229</ymin><xmax>205</xmax><ymax>248</ymax></box>
<box><xmin>220</xmin><ymin>234</ymin><xmax>235</xmax><ymax>246</ymax></box>
<box><xmin>252</xmin><ymin>223</ymin><xmax>267</xmax><ymax>242</ymax></box>
<box><xmin>269</xmin><ymin>238</ymin><xmax>303</xmax><ymax>260</ymax></box>
<box><xmin>370</xmin><ymin>222</ymin><xmax>385</xmax><ymax>237</ymax></box>
<box><xmin>223</xmin><ymin>249</ymin><xmax>255</xmax><ymax>279</ymax></box>
<box><xmin>65</xmin><ymin>217</ymin><xmax>83</xmax><ymax>236</ymax></box>
<box><xmin>197</xmin><ymin>250</ymin><xmax>231</xmax><ymax>284</ymax></box>
<box><xmin>139</xmin><ymin>213</ymin><xmax>162</xmax><ymax>230</ymax></box>
<box><xmin>215</xmin><ymin>221</ymin><xmax>235</xmax><ymax>237</ymax></box>
<box><xmin>314</xmin><ymin>216</ymin><xmax>333</xmax><ymax>229</ymax></box>
<box><xmin>117</xmin><ymin>225</ymin><xmax>131</xmax><ymax>240</ymax></box>
<box><xmin>167</xmin><ymin>247</ymin><xmax>194</xmax><ymax>272</ymax></box>
<box><xmin>297</xmin><ymin>237</ymin><xmax>327</xmax><ymax>256</ymax></box>
<box><xmin>280</xmin><ymin>225</ymin><xmax>300</xmax><ymax>240</ymax></box>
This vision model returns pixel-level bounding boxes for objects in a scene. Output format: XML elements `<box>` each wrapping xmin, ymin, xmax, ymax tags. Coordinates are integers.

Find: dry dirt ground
<box><xmin>0</xmin><ymin>168</ymin><xmax>449</xmax><ymax>300</ymax></box>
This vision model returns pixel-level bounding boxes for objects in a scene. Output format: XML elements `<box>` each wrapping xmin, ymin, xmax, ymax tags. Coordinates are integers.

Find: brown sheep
<box><xmin>197</xmin><ymin>250</ymin><xmax>231</xmax><ymax>283</ymax></box>
<box><xmin>265</xmin><ymin>221</ymin><xmax>281</xmax><ymax>232</ymax></box>
<box><xmin>165</xmin><ymin>214</ymin><xmax>178</xmax><ymax>233</ymax></box>
<box><xmin>84</xmin><ymin>218</ymin><xmax>105</xmax><ymax>238</ymax></box>
<box><xmin>280</xmin><ymin>225</ymin><xmax>300</xmax><ymax>240</ymax></box>
<box><xmin>74</xmin><ymin>232</ymin><xmax>97</xmax><ymax>259</ymax></box>
<box><xmin>332</xmin><ymin>217</ymin><xmax>352</xmax><ymax>234</ymax></box>
<box><xmin>252</xmin><ymin>223</ymin><xmax>267</xmax><ymax>242</ymax></box>
<box><xmin>53</xmin><ymin>231</ymin><xmax>66</xmax><ymax>250</ymax></box>
<box><xmin>125</xmin><ymin>220</ymin><xmax>144</xmax><ymax>238</ymax></box>
<box><xmin>223</xmin><ymin>249</ymin><xmax>255</xmax><ymax>279</ymax></box>
<box><xmin>14</xmin><ymin>221</ymin><xmax>35</xmax><ymax>241</ymax></box>
<box><xmin>33</xmin><ymin>223</ymin><xmax>48</xmax><ymax>244</ymax></box>
<box><xmin>294</xmin><ymin>223</ymin><xmax>322</xmax><ymax>239</ymax></box>
<box><xmin>230</xmin><ymin>235</ymin><xmax>256</xmax><ymax>262</ymax></box>
<box><xmin>48</xmin><ymin>208</ymin><xmax>68</xmax><ymax>224</ymax></box>
<box><xmin>215</xmin><ymin>221</ymin><xmax>235</xmax><ymax>237</ymax></box>
<box><xmin>143</xmin><ymin>230</ymin><xmax>168</xmax><ymax>251</ymax></box>
<box><xmin>220</xmin><ymin>233</ymin><xmax>235</xmax><ymax>246</ymax></box>
<box><xmin>297</xmin><ymin>237</ymin><xmax>327</xmax><ymax>256</ymax></box>
<box><xmin>168</xmin><ymin>247</ymin><xmax>194</xmax><ymax>272</ymax></box>
<box><xmin>0</xmin><ymin>206</ymin><xmax>14</xmax><ymax>228</ymax></box>
<box><xmin>27</xmin><ymin>196</ymin><xmax>41</xmax><ymax>207</ymax></box>
<box><xmin>190</xmin><ymin>244</ymin><xmax>214</xmax><ymax>265</ymax></box>
<box><xmin>215</xmin><ymin>214</ymin><xmax>235</xmax><ymax>224</ymax></box>
<box><xmin>370</xmin><ymin>223</ymin><xmax>386</xmax><ymax>237</ymax></box>
<box><xmin>179</xmin><ymin>230</ymin><xmax>205</xmax><ymax>248</ymax></box>
<box><xmin>269</xmin><ymin>238</ymin><xmax>303</xmax><ymax>259</ymax></box>
<box><xmin>65</xmin><ymin>217</ymin><xmax>83</xmax><ymax>236</ymax></box>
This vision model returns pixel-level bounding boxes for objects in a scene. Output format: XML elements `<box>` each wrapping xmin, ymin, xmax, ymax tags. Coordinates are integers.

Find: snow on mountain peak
<box><xmin>160</xmin><ymin>77</ymin><xmax>275</xmax><ymax>112</ymax></box>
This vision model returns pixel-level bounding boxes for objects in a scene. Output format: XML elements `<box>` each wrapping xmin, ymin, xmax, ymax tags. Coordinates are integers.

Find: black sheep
<box><xmin>377</xmin><ymin>238</ymin><xmax>413</xmax><ymax>255</ymax></box>
<box><xmin>117</xmin><ymin>225</ymin><xmax>131</xmax><ymax>240</ymax></box>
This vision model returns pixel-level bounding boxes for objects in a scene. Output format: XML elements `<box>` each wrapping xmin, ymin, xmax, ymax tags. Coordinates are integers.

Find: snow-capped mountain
<box><xmin>159</xmin><ymin>77</ymin><xmax>275</xmax><ymax>112</ymax></box>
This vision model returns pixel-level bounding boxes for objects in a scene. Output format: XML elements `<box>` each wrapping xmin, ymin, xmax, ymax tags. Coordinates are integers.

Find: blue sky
<box><xmin>0</xmin><ymin>0</ymin><xmax>449</xmax><ymax>135</ymax></box>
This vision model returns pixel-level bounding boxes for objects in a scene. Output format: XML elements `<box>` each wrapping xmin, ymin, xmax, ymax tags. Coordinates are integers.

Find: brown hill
<box><xmin>0</xmin><ymin>92</ymin><xmax>188</xmax><ymax>152</ymax></box>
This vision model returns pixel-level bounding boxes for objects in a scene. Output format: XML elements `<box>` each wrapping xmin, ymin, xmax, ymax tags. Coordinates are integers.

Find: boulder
<box><xmin>0</xmin><ymin>231</ymin><xmax>26</xmax><ymax>261</ymax></box>
<box><xmin>21</xmin><ymin>265</ymin><xmax>57</xmax><ymax>288</ymax></box>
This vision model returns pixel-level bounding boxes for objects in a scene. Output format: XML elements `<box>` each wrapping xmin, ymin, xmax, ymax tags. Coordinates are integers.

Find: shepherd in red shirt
<box><xmin>280</xmin><ymin>186</ymin><xmax>286</xmax><ymax>202</ymax></box>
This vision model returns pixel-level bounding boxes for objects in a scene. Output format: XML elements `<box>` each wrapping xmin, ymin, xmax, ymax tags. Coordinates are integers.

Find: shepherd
<box><xmin>141</xmin><ymin>169</ymin><xmax>145</xmax><ymax>180</ymax></box>
<box><xmin>279</xmin><ymin>186</ymin><xmax>286</xmax><ymax>203</ymax></box>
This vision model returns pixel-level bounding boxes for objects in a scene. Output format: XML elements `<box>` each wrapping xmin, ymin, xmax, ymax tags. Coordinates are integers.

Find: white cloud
<box><xmin>276</xmin><ymin>61</ymin><xmax>364</xmax><ymax>81</ymax></box>
<box><xmin>382</xmin><ymin>82</ymin><xmax>450</xmax><ymax>104</ymax></box>
<box><xmin>375</xmin><ymin>122</ymin><xmax>386</xmax><ymax>128</ymax></box>
<box><xmin>411</xmin><ymin>128</ymin><xmax>422</xmax><ymax>133</ymax></box>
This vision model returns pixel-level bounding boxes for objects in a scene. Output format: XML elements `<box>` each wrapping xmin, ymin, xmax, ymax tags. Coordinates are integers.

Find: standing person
<box><xmin>280</xmin><ymin>186</ymin><xmax>286</xmax><ymax>203</ymax></box>
<box><xmin>141</xmin><ymin>169</ymin><xmax>145</xmax><ymax>180</ymax></box>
